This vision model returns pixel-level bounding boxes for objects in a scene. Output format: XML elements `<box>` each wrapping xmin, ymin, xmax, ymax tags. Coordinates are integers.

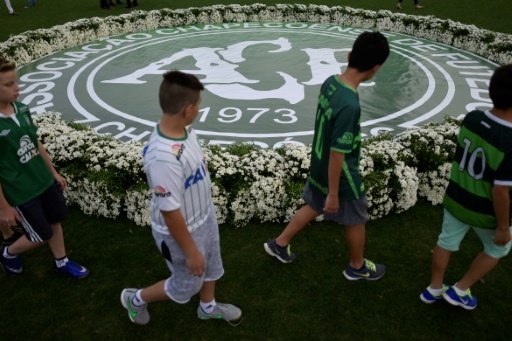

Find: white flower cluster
<box><xmin>33</xmin><ymin>112</ymin><xmax>460</xmax><ymax>227</ymax></box>
<box><xmin>1</xmin><ymin>4</ymin><xmax>511</xmax><ymax>65</ymax></box>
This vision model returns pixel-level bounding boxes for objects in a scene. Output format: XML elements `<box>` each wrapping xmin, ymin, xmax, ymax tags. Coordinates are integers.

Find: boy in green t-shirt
<box><xmin>0</xmin><ymin>58</ymin><xmax>88</xmax><ymax>278</ymax></box>
<box><xmin>420</xmin><ymin>64</ymin><xmax>512</xmax><ymax>310</ymax></box>
<box><xmin>264</xmin><ymin>32</ymin><xmax>390</xmax><ymax>281</ymax></box>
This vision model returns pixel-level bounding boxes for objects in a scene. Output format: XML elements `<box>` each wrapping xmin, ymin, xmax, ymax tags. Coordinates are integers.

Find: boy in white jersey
<box><xmin>120</xmin><ymin>71</ymin><xmax>242</xmax><ymax>326</ymax></box>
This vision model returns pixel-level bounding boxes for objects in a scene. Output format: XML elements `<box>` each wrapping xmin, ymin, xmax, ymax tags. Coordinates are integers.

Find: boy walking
<box><xmin>420</xmin><ymin>64</ymin><xmax>512</xmax><ymax>310</ymax></box>
<box><xmin>264</xmin><ymin>32</ymin><xmax>390</xmax><ymax>280</ymax></box>
<box><xmin>121</xmin><ymin>71</ymin><xmax>242</xmax><ymax>326</ymax></box>
<box><xmin>0</xmin><ymin>58</ymin><xmax>88</xmax><ymax>278</ymax></box>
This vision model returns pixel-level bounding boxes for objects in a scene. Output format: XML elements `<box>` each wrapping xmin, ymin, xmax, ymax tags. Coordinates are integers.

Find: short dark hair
<box><xmin>0</xmin><ymin>58</ymin><xmax>16</xmax><ymax>73</ymax></box>
<box><xmin>159</xmin><ymin>71</ymin><xmax>204</xmax><ymax>115</ymax></box>
<box><xmin>348</xmin><ymin>31</ymin><xmax>390</xmax><ymax>72</ymax></box>
<box><xmin>489</xmin><ymin>64</ymin><xmax>512</xmax><ymax>110</ymax></box>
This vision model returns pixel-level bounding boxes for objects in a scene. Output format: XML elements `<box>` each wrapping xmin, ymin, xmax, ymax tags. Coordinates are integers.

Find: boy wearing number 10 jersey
<box><xmin>264</xmin><ymin>32</ymin><xmax>390</xmax><ymax>281</ymax></box>
<box><xmin>420</xmin><ymin>64</ymin><xmax>512</xmax><ymax>310</ymax></box>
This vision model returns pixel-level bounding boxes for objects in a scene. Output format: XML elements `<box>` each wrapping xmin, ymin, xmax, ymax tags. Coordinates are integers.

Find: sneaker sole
<box><xmin>263</xmin><ymin>243</ymin><xmax>293</xmax><ymax>264</ymax></box>
<box><xmin>342</xmin><ymin>270</ymin><xmax>384</xmax><ymax>281</ymax></box>
<box><xmin>0</xmin><ymin>264</ymin><xmax>22</xmax><ymax>274</ymax></box>
<box><xmin>442</xmin><ymin>293</ymin><xmax>477</xmax><ymax>310</ymax></box>
<box><xmin>55</xmin><ymin>268</ymin><xmax>89</xmax><ymax>279</ymax></box>
<box><xmin>419</xmin><ymin>293</ymin><xmax>439</xmax><ymax>304</ymax></box>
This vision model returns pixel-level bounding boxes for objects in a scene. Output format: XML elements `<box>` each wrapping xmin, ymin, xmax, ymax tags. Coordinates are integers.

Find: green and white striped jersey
<box><xmin>444</xmin><ymin>110</ymin><xmax>512</xmax><ymax>229</ymax></box>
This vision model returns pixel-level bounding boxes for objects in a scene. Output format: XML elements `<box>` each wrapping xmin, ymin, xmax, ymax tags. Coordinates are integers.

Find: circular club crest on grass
<box><xmin>18</xmin><ymin>22</ymin><xmax>497</xmax><ymax>148</ymax></box>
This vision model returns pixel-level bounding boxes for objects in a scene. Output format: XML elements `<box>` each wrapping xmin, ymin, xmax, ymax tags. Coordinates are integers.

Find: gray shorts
<box><xmin>151</xmin><ymin>205</ymin><xmax>224</xmax><ymax>304</ymax></box>
<box><xmin>303</xmin><ymin>181</ymin><xmax>368</xmax><ymax>225</ymax></box>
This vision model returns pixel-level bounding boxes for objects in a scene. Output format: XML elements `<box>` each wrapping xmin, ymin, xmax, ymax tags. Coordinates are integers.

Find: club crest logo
<box><xmin>17</xmin><ymin>23</ymin><xmax>498</xmax><ymax>148</ymax></box>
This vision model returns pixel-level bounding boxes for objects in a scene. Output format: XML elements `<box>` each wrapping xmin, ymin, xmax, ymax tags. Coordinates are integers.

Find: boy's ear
<box><xmin>183</xmin><ymin>103</ymin><xmax>195</xmax><ymax>118</ymax></box>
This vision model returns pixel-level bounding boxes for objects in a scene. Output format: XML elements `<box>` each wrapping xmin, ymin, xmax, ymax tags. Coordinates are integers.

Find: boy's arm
<box><xmin>161</xmin><ymin>209</ymin><xmax>205</xmax><ymax>276</ymax></box>
<box><xmin>492</xmin><ymin>185</ymin><xmax>511</xmax><ymax>245</ymax></box>
<box><xmin>324</xmin><ymin>150</ymin><xmax>345</xmax><ymax>214</ymax></box>
<box><xmin>37</xmin><ymin>141</ymin><xmax>67</xmax><ymax>190</ymax></box>
<box><xmin>0</xmin><ymin>184</ymin><xmax>20</xmax><ymax>227</ymax></box>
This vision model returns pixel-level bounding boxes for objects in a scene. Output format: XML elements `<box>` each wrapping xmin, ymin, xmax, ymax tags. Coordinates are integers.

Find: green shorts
<box><xmin>437</xmin><ymin>209</ymin><xmax>512</xmax><ymax>259</ymax></box>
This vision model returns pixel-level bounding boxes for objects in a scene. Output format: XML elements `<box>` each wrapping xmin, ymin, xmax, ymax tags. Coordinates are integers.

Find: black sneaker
<box><xmin>263</xmin><ymin>239</ymin><xmax>296</xmax><ymax>263</ymax></box>
<box><xmin>342</xmin><ymin>259</ymin><xmax>385</xmax><ymax>281</ymax></box>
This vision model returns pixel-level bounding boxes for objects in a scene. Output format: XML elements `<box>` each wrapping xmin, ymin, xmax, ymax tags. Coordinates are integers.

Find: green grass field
<box><xmin>1</xmin><ymin>0</ymin><xmax>512</xmax><ymax>339</ymax></box>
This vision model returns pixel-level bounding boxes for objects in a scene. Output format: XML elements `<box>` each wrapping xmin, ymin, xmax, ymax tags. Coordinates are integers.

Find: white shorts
<box><xmin>151</xmin><ymin>205</ymin><xmax>224</xmax><ymax>303</ymax></box>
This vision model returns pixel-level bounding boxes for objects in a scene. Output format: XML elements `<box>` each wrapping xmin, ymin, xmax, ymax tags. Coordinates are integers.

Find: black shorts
<box><xmin>16</xmin><ymin>182</ymin><xmax>68</xmax><ymax>243</ymax></box>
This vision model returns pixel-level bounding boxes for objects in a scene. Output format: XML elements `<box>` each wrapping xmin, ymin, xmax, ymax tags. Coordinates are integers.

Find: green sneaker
<box><xmin>120</xmin><ymin>288</ymin><xmax>150</xmax><ymax>325</ymax></box>
<box><xmin>197</xmin><ymin>302</ymin><xmax>243</xmax><ymax>326</ymax></box>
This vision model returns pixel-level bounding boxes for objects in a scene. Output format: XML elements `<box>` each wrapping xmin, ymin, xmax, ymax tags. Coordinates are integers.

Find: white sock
<box><xmin>132</xmin><ymin>289</ymin><xmax>147</xmax><ymax>307</ymax></box>
<box><xmin>200</xmin><ymin>299</ymin><xmax>216</xmax><ymax>314</ymax></box>
<box><xmin>55</xmin><ymin>256</ymin><xmax>69</xmax><ymax>268</ymax></box>
<box><xmin>3</xmin><ymin>246</ymin><xmax>16</xmax><ymax>259</ymax></box>
<box><xmin>453</xmin><ymin>284</ymin><xmax>468</xmax><ymax>296</ymax></box>
<box><xmin>427</xmin><ymin>286</ymin><xmax>443</xmax><ymax>296</ymax></box>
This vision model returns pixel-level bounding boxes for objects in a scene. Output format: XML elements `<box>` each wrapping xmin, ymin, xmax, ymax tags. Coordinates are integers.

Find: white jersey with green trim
<box><xmin>143</xmin><ymin>125</ymin><xmax>212</xmax><ymax>234</ymax></box>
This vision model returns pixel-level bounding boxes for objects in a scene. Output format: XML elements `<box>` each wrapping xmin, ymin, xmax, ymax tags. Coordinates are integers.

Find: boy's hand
<box><xmin>323</xmin><ymin>193</ymin><xmax>339</xmax><ymax>214</ymax></box>
<box><xmin>0</xmin><ymin>206</ymin><xmax>20</xmax><ymax>227</ymax></box>
<box><xmin>186</xmin><ymin>250</ymin><xmax>205</xmax><ymax>277</ymax></box>
<box><xmin>494</xmin><ymin>228</ymin><xmax>511</xmax><ymax>246</ymax></box>
<box><xmin>54</xmin><ymin>173</ymin><xmax>68</xmax><ymax>191</ymax></box>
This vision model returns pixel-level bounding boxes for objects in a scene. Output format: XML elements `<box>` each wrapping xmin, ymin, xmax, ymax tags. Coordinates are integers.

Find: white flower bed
<box><xmin>34</xmin><ymin>112</ymin><xmax>459</xmax><ymax>226</ymax></box>
<box><xmin>1</xmin><ymin>4</ymin><xmax>511</xmax><ymax>65</ymax></box>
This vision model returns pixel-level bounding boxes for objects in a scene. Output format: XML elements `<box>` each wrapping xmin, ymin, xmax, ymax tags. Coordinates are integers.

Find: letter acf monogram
<box><xmin>103</xmin><ymin>38</ymin><xmax>351</xmax><ymax>105</ymax></box>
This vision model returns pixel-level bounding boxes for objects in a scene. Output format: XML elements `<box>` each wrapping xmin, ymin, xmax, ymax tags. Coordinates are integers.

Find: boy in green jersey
<box><xmin>264</xmin><ymin>32</ymin><xmax>390</xmax><ymax>281</ymax></box>
<box><xmin>0</xmin><ymin>58</ymin><xmax>88</xmax><ymax>278</ymax></box>
<box><xmin>420</xmin><ymin>64</ymin><xmax>512</xmax><ymax>310</ymax></box>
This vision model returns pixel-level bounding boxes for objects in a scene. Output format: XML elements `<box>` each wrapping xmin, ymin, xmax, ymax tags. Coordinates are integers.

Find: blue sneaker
<box><xmin>0</xmin><ymin>246</ymin><xmax>22</xmax><ymax>274</ymax></box>
<box><xmin>55</xmin><ymin>260</ymin><xmax>89</xmax><ymax>279</ymax></box>
<box><xmin>442</xmin><ymin>286</ymin><xmax>477</xmax><ymax>310</ymax></box>
<box><xmin>420</xmin><ymin>285</ymin><xmax>448</xmax><ymax>304</ymax></box>
<box><xmin>342</xmin><ymin>259</ymin><xmax>385</xmax><ymax>281</ymax></box>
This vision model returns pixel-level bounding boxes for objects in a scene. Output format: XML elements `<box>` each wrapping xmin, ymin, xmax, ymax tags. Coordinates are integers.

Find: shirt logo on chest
<box><xmin>18</xmin><ymin>135</ymin><xmax>39</xmax><ymax>164</ymax></box>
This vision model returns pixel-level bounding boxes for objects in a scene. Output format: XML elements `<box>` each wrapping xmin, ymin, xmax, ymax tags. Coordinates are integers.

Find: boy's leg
<box><xmin>421</xmin><ymin>209</ymin><xmax>470</xmax><ymax>304</ymax></box>
<box><xmin>140</xmin><ymin>280</ymin><xmax>169</xmax><ymax>302</ymax></box>
<box><xmin>199</xmin><ymin>279</ymin><xmax>215</xmax><ymax>303</ymax></box>
<box><xmin>197</xmin><ymin>280</ymin><xmax>242</xmax><ymax>325</ymax></box>
<box><xmin>265</xmin><ymin>182</ymin><xmax>322</xmax><ymax>263</ymax></box>
<box><xmin>456</xmin><ymin>252</ymin><xmax>500</xmax><ymax>290</ymax></box>
<box><xmin>430</xmin><ymin>245</ymin><xmax>452</xmax><ymax>289</ymax></box>
<box><xmin>47</xmin><ymin>222</ymin><xmax>66</xmax><ymax>259</ymax></box>
<box><xmin>452</xmin><ymin>225</ymin><xmax>512</xmax><ymax>293</ymax></box>
<box><xmin>345</xmin><ymin>223</ymin><xmax>365</xmax><ymax>269</ymax></box>
<box><xmin>342</xmin><ymin>223</ymin><xmax>385</xmax><ymax>280</ymax></box>
<box><xmin>276</xmin><ymin>205</ymin><xmax>320</xmax><ymax>246</ymax></box>
<box><xmin>264</xmin><ymin>204</ymin><xmax>319</xmax><ymax>263</ymax></box>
